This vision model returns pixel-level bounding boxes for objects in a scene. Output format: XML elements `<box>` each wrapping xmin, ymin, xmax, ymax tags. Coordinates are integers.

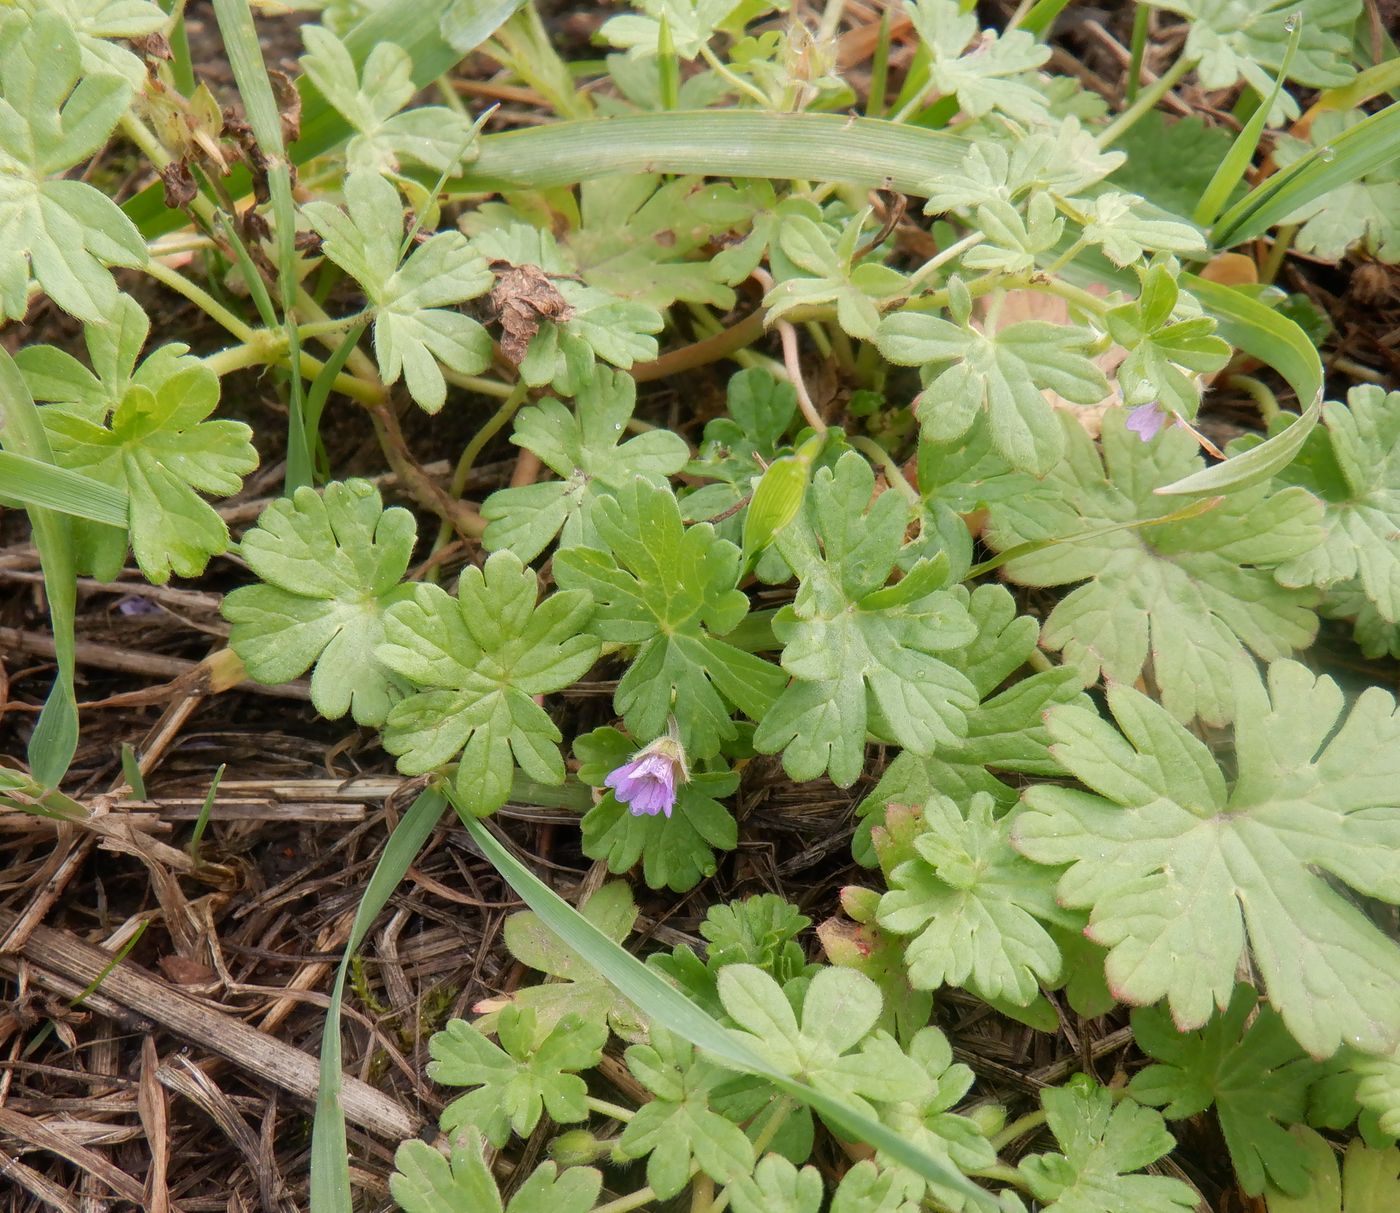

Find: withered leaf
<box><xmin>490</xmin><ymin>260</ymin><xmax>574</xmax><ymax>365</ymax></box>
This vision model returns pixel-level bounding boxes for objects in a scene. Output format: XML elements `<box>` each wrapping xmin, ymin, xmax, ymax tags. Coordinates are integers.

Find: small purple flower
<box><xmin>605</xmin><ymin>735</ymin><xmax>689</xmax><ymax>818</ymax></box>
<box><xmin>1125</xmin><ymin>402</ymin><xmax>1168</xmax><ymax>442</ymax></box>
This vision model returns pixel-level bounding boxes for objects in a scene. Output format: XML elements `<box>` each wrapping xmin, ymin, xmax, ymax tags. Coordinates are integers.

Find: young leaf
<box><xmin>16</xmin><ymin>293</ymin><xmax>160</xmax><ymax>423</ymax></box>
<box><xmin>301</xmin><ymin>25</ymin><xmax>480</xmax><ymax>174</ymax></box>
<box><xmin>302</xmin><ymin>170</ymin><xmax>493</xmax><ymax>412</ymax></box>
<box><xmin>391</xmin><ymin>1133</ymin><xmax>601</xmax><ymax>1213</ymax></box>
<box><xmin>986</xmin><ymin>409</ymin><xmax>1323</xmax><ymax>726</ymax></box>
<box><xmin>1104</xmin><ymin>264</ymin><xmax>1231</xmax><ymax>419</ymax></box>
<box><xmin>1077</xmin><ymin>193</ymin><xmax>1204</xmax><ymax>267</ymax></box>
<box><xmin>482</xmin><ymin>367</ymin><xmax>689</xmax><ymax>563</ymax></box>
<box><xmin>1017</xmin><ymin>660</ymin><xmax>1400</xmax><ymax>1058</ymax></box>
<box><xmin>1017</xmin><ymin>1078</ymin><xmax>1197</xmax><ymax>1213</ymax></box>
<box><xmin>753</xmin><ymin>452</ymin><xmax>978</xmax><ymax>787</ymax></box>
<box><xmin>481</xmin><ymin>881</ymin><xmax>644</xmax><ymax>1039</ymax></box>
<box><xmin>1128</xmin><ymin>986</ymin><xmax>1320</xmax><ymax>1196</ymax></box>
<box><xmin>1263</xmin><ymin>1127</ymin><xmax>1400</xmax><ymax>1213</ymax></box>
<box><xmin>574</xmin><ymin>726</ymin><xmax>739</xmax><ymax>892</ymax></box>
<box><xmin>1272</xmin><ymin>387</ymin><xmax>1400</xmax><ymax>618</ymax></box>
<box><xmin>554</xmin><ymin>478</ymin><xmax>786</xmax><ymax>759</ymax></box>
<box><xmin>429</xmin><ymin>1006</ymin><xmax>605</xmax><ymax>1144</ymax></box>
<box><xmin>223</xmin><ymin>479</ymin><xmax>417</xmax><ymax>726</ymax></box>
<box><xmin>616</xmin><ymin>1027</ymin><xmax>757</xmax><ymax>1198</ymax></box>
<box><xmin>719</xmin><ymin>965</ymin><xmax>928</xmax><ymax>1117</ymax></box>
<box><xmin>601</xmin><ymin>0</ymin><xmax>739</xmax><ymax>60</ymax></box>
<box><xmin>702</xmin><ymin>894</ymin><xmax>811</xmax><ymax>980</ymax></box>
<box><xmin>0</xmin><ymin>11</ymin><xmax>147</xmax><ymax>323</ymax></box>
<box><xmin>906</xmin><ymin>0</ymin><xmax>1052</xmax><ymax>124</ymax></box>
<box><xmin>875</xmin><ymin>1026</ymin><xmax>996</xmax><ymax>1208</ymax></box>
<box><xmin>875</xmin><ymin>796</ymin><xmax>1069</xmax><ymax>1008</ymax></box>
<box><xmin>818</xmin><ymin>888</ymin><xmax>934</xmax><ymax>1046</ymax></box>
<box><xmin>729</xmin><ymin>1154</ymin><xmax>824</xmax><ymax>1213</ymax></box>
<box><xmin>40</xmin><ymin>326</ymin><xmax>257</xmax><ymax>584</ymax></box>
<box><xmin>377</xmin><ymin>550</ymin><xmax>600</xmax><ymax>815</ymax></box>
<box><xmin>876</xmin><ymin>309</ymin><xmax>1109</xmax><ymax>476</ymax></box>
<box><xmin>1271</xmin><ymin>110</ymin><xmax>1400</xmax><ymax>262</ymax></box>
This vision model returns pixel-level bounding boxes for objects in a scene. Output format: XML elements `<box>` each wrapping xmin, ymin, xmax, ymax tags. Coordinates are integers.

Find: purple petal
<box><xmin>1125</xmin><ymin>403</ymin><xmax>1167</xmax><ymax>441</ymax></box>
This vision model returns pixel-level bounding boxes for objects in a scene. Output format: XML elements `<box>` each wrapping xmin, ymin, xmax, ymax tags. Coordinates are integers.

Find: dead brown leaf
<box><xmin>490</xmin><ymin>261</ymin><xmax>574</xmax><ymax>365</ymax></box>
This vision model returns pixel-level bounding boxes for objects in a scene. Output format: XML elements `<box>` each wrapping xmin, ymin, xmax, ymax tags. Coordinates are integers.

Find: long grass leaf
<box><xmin>310</xmin><ymin>788</ymin><xmax>446</xmax><ymax>1213</ymax></box>
<box><xmin>0</xmin><ymin>351</ymin><xmax>79</xmax><ymax>787</ymax></box>
<box><xmin>1211</xmin><ymin>99</ymin><xmax>1400</xmax><ymax>247</ymax></box>
<box><xmin>450</xmin><ymin>792</ymin><xmax>996</xmax><ymax>1211</ymax></box>
<box><xmin>455</xmin><ymin>111</ymin><xmax>969</xmax><ymax>193</ymax></box>
<box><xmin>0</xmin><ymin>451</ymin><xmax>128</xmax><ymax>527</ymax></box>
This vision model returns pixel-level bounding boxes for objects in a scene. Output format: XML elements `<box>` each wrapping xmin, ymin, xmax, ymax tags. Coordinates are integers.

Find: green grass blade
<box><xmin>450</xmin><ymin>792</ymin><xmax>995</xmax><ymax>1210</ymax></box>
<box><xmin>1016</xmin><ymin>0</ymin><xmax>1074</xmax><ymax>37</ymax></box>
<box><xmin>211</xmin><ymin>0</ymin><xmax>312</xmax><ymax>493</ymax></box>
<box><xmin>0</xmin><ymin>450</ymin><xmax>128</xmax><ymax>526</ymax></box>
<box><xmin>1193</xmin><ymin>17</ymin><xmax>1300</xmax><ymax>227</ymax></box>
<box><xmin>0</xmin><ymin>350</ymin><xmax>79</xmax><ymax>787</ymax></box>
<box><xmin>440</xmin><ymin>0</ymin><xmax>526</xmax><ymax>52</ymax></box>
<box><xmin>1154</xmin><ymin>274</ymin><xmax>1323</xmax><ymax>495</ymax></box>
<box><xmin>310</xmin><ymin>787</ymin><xmax>446</xmax><ymax>1213</ymax></box>
<box><xmin>1211</xmin><ymin>99</ymin><xmax>1400</xmax><ymax>247</ymax></box>
<box><xmin>453</xmin><ymin>111</ymin><xmax>969</xmax><ymax>194</ymax></box>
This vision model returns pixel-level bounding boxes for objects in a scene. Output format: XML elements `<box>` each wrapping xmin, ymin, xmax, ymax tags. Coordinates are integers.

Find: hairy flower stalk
<box><xmin>605</xmin><ymin>733</ymin><xmax>689</xmax><ymax>818</ymax></box>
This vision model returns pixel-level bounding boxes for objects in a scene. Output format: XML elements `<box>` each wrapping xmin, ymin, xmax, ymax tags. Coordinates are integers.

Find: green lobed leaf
<box><xmin>754</xmin><ymin>452</ymin><xmax>978</xmax><ymax>787</ymax></box>
<box><xmin>1017</xmin><ymin>1078</ymin><xmax>1197</xmax><ymax>1213</ymax></box>
<box><xmin>377</xmin><ymin>550</ymin><xmax>600</xmax><ymax>815</ymax></box>
<box><xmin>429</xmin><ymin>1006</ymin><xmax>605</xmax><ymax>1144</ymax></box>
<box><xmin>1263</xmin><ymin>1127</ymin><xmax>1400</xmax><ymax>1213</ymax></box>
<box><xmin>482</xmin><ymin>366</ymin><xmax>689</xmax><ymax>563</ymax></box>
<box><xmin>390</xmin><ymin>1131</ymin><xmax>601</xmax><ymax>1213</ymax></box>
<box><xmin>0</xmin><ymin>12</ymin><xmax>147</xmax><ymax>324</ymax></box>
<box><xmin>1128</xmin><ymin>985</ymin><xmax>1321</xmax><ymax>1196</ymax></box>
<box><xmin>1017</xmin><ymin>660</ymin><xmax>1400</xmax><ymax>1058</ymax></box>
<box><xmin>554</xmin><ymin>478</ymin><xmax>786</xmax><ymax>759</ymax></box>
<box><xmin>223</xmin><ymin>479</ymin><xmax>417</xmax><ymax>726</ymax></box>
<box><xmin>986</xmin><ymin>409</ymin><xmax>1322</xmax><ymax>726</ymax></box>
<box><xmin>303</xmin><ymin>169</ymin><xmax>494</xmax><ymax>412</ymax></box>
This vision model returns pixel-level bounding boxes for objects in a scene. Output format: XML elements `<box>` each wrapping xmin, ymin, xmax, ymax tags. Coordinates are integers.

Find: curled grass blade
<box><xmin>1155</xmin><ymin>275</ymin><xmax>1324</xmax><ymax>495</ymax></box>
<box><xmin>448</xmin><ymin>788</ymin><xmax>996</xmax><ymax>1211</ymax></box>
<box><xmin>310</xmin><ymin>788</ymin><xmax>445</xmax><ymax>1213</ymax></box>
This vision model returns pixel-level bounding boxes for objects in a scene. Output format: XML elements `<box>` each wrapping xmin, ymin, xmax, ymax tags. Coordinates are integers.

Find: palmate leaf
<box><xmin>301</xmin><ymin>25</ymin><xmax>479</xmax><ymax>175</ymax></box>
<box><xmin>554</xmin><ymin>478</ymin><xmax>786</xmax><ymax>759</ymax></box>
<box><xmin>875</xmin><ymin>797</ymin><xmax>1070</xmax><ymax>1009</ymax></box>
<box><xmin>223</xmin><ymin>480</ymin><xmax>416</xmax><ymax>726</ymax></box>
<box><xmin>428</xmin><ymin>1005</ymin><xmax>605</xmax><ymax>1144</ymax></box>
<box><xmin>482</xmin><ymin>366</ymin><xmax>689</xmax><ymax>563</ymax></box>
<box><xmin>1016</xmin><ymin>660</ymin><xmax>1400</xmax><ymax>1058</ymax></box>
<box><xmin>876</xmin><ymin>308</ymin><xmax>1109</xmax><ymax>476</ymax></box>
<box><xmin>1129</xmin><ymin>986</ymin><xmax>1320</xmax><ymax>1196</ymax></box>
<box><xmin>0</xmin><ymin>11</ymin><xmax>147</xmax><ymax>323</ymax></box>
<box><xmin>616</xmin><ymin>1027</ymin><xmax>756</xmax><ymax>1199</ymax></box>
<box><xmin>986</xmin><ymin>409</ymin><xmax>1323</xmax><ymax>726</ymax></box>
<box><xmin>38</xmin><ymin>302</ymin><xmax>257</xmax><ymax>584</ymax></box>
<box><xmin>1017</xmin><ymin>1079</ymin><xmax>1197</xmax><ymax>1213</ymax></box>
<box><xmin>376</xmin><ymin>550</ymin><xmax>600</xmax><ymax>815</ymax></box>
<box><xmin>753</xmin><ymin>452</ymin><xmax>978</xmax><ymax>787</ymax></box>
<box><xmin>303</xmin><ymin>170</ymin><xmax>493</xmax><ymax>412</ymax></box>
<box><xmin>574</xmin><ymin>726</ymin><xmax>739</xmax><ymax>892</ymax></box>
<box><xmin>600</xmin><ymin>0</ymin><xmax>741</xmax><ymax>60</ymax></box>
<box><xmin>1144</xmin><ymin>0</ymin><xmax>1359</xmax><ymax>124</ymax></box>
<box><xmin>1271</xmin><ymin>387</ymin><xmax>1400</xmax><ymax>617</ymax></box>
<box><xmin>906</xmin><ymin>0</ymin><xmax>1052</xmax><ymax>124</ymax></box>
<box><xmin>391</xmin><ymin>1132</ymin><xmax>600</xmax><ymax>1213</ymax></box>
